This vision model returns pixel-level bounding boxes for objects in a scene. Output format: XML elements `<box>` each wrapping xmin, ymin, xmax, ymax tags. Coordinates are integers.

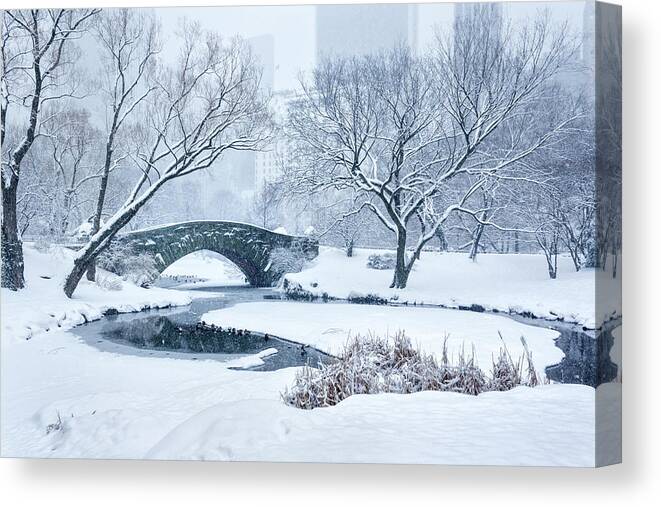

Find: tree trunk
<box><xmin>1</xmin><ymin>179</ymin><xmax>25</xmax><ymax>290</ymax></box>
<box><xmin>86</xmin><ymin>142</ymin><xmax>113</xmax><ymax>282</ymax></box>
<box><xmin>64</xmin><ymin>169</ymin><xmax>173</xmax><ymax>297</ymax></box>
<box><xmin>63</xmin><ymin>217</ymin><xmax>122</xmax><ymax>298</ymax></box>
<box><xmin>469</xmin><ymin>218</ymin><xmax>486</xmax><ymax>261</ymax></box>
<box><xmin>64</xmin><ymin>255</ymin><xmax>93</xmax><ymax>297</ymax></box>
<box><xmin>569</xmin><ymin>248</ymin><xmax>582</xmax><ymax>272</ymax></box>
<box><xmin>345</xmin><ymin>239</ymin><xmax>354</xmax><ymax>257</ymax></box>
<box><xmin>436</xmin><ymin>227</ymin><xmax>448</xmax><ymax>252</ymax></box>
<box><xmin>63</xmin><ymin>206</ymin><xmax>135</xmax><ymax>297</ymax></box>
<box><xmin>390</xmin><ymin>229</ymin><xmax>410</xmax><ymax>289</ymax></box>
<box><xmin>514</xmin><ymin>231</ymin><xmax>520</xmax><ymax>254</ymax></box>
<box><xmin>546</xmin><ymin>248</ymin><xmax>558</xmax><ymax>279</ymax></box>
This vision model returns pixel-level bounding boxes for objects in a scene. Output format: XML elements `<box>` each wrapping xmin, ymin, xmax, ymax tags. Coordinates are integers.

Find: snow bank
<box><xmin>285</xmin><ymin>247</ymin><xmax>620</xmax><ymax>328</ymax></box>
<box><xmin>1</xmin><ymin>325</ymin><xmax>293</xmax><ymax>459</ymax></box>
<box><xmin>146</xmin><ymin>385</ymin><xmax>596</xmax><ymax>466</ymax></box>
<box><xmin>202</xmin><ymin>301</ymin><xmax>562</xmax><ymax>373</ymax></box>
<box><xmin>1</xmin><ymin>244</ymin><xmax>193</xmax><ymax>343</ymax></box>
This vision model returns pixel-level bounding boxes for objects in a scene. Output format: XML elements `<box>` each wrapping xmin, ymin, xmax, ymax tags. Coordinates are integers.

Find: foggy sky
<box><xmin>154</xmin><ymin>1</ymin><xmax>586</xmax><ymax>91</ymax></box>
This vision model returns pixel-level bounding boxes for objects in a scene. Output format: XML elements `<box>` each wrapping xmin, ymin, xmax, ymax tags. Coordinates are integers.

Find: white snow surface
<box><xmin>146</xmin><ymin>385</ymin><xmax>596</xmax><ymax>466</ymax></box>
<box><xmin>1</xmin><ymin>321</ymin><xmax>597</xmax><ymax>465</ymax></box>
<box><xmin>160</xmin><ymin>250</ymin><xmax>246</xmax><ymax>287</ymax></box>
<box><xmin>1</xmin><ymin>245</ymin><xmax>602</xmax><ymax>465</ymax></box>
<box><xmin>202</xmin><ymin>302</ymin><xmax>563</xmax><ymax>373</ymax></box>
<box><xmin>1</xmin><ymin>245</ymin><xmax>193</xmax><ymax>343</ymax></box>
<box><xmin>285</xmin><ymin>247</ymin><xmax>620</xmax><ymax>328</ymax></box>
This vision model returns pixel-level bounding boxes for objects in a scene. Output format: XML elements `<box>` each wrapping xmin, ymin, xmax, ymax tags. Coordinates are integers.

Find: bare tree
<box><xmin>313</xmin><ymin>192</ymin><xmax>370</xmax><ymax>257</ymax></box>
<box><xmin>63</xmin><ymin>25</ymin><xmax>270</xmax><ymax>297</ymax></box>
<box><xmin>42</xmin><ymin>107</ymin><xmax>102</xmax><ymax>237</ymax></box>
<box><xmin>1</xmin><ymin>8</ymin><xmax>98</xmax><ymax>289</ymax></box>
<box><xmin>532</xmin><ymin>191</ymin><xmax>562</xmax><ymax>280</ymax></box>
<box><xmin>86</xmin><ymin>8</ymin><xmax>161</xmax><ymax>281</ymax></box>
<box><xmin>288</xmin><ymin>13</ymin><xmax>576</xmax><ymax>288</ymax></box>
<box><xmin>252</xmin><ymin>180</ymin><xmax>282</xmax><ymax>229</ymax></box>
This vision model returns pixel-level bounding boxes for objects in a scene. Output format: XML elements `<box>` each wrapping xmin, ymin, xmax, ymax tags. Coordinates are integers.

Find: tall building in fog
<box><xmin>249</xmin><ymin>34</ymin><xmax>275</xmax><ymax>91</ymax></box>
<box><xmin>316</xmin><ymin>4</ymin><xmax>418</xmax><ymax>60</ymax></box>
<box><xmin>582</xmin><ymin>0</ymin><xmax>596</xmax><ymax>69</ymax></box>
<box><xmin>453</xmin><ymin>2</ymin><xmax>504</xmax><ymax>44</ymax></box>
<box><xmin>200</xmin><ymin>33</ymin><xmax>275</xmax><ymax>212</ymax></box>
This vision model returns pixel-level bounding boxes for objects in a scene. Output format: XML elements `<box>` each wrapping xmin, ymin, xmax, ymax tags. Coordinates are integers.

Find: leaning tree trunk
<box><xmin>1</xmin><ymin>178</ymin><xmax>25</xmax><ymax>290</ymax></box>
<box><xmin>390</xmin><ymin>228</ymin><xmax>411</xmax><ymax>289</ymax></box>
<box><xmin>63</xmin><ymin>212</ymin><xmax>126</xmax><ymax>298</ymax></box>
<box><xmin>64</xmin><ymin>171</ymin><xmax>173</xmax><ymax>297</ymax></box>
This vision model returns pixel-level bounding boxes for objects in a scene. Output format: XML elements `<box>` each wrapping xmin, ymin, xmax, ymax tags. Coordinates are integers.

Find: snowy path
<box><xmin>202</xmin><ymin>301</ymin><xmax>563</xmax><ymax>373</ymax></box>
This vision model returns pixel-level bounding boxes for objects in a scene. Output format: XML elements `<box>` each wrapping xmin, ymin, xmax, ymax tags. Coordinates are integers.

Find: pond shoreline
<box><xmin>71</xmin><ymin>283</ymin><xmax>620</xmax><ymax>386</ymax></box>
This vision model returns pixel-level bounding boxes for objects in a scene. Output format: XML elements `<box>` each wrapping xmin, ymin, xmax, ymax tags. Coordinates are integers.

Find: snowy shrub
<box><xmin>366</xmin><ymin>252</ymin><xmax>397</xmax><ymax>270</ymax></box>
<box><xmin>282</xmin><ymin>279</ymin><xmax>318</xmax><ymax>301</ymax></box>
<box><xmin>269</xmin><ymin>246</ymin><xmax>307</xmax><ymax>276</ymax></box>
<box><xmin>488</xmin><ymin>336</ymin><xmax>540</xmax><ymax>390</ymax></box>
<box><xmin>96</xmin><ymin>271</ymin><xmax>123</xmax><ymax>291</ymax></box>
<box><xmin>282</xmin><ymin>333</ymin><xmax>541</xmax><ymax>410</ymax></box>
<box><xmin>45</xmin><ymin>411</ymin><xmax>66</xmax><ymax>435</ymax></box>
<box><xmin>282</xmin><ymin>333</ymin><xmax>484</xmax><ymax>409</ymax></box>
<box><xmin>347</xmin><ymin>292</ymin><xmax>388</xmax><ymax>305</ymax></box>
<box><xmin>33</xmin><ymin>238</ymin><xmax>53</xmax><ymax>253</ymax></box>
<box><xmin>96</xmin><ymin>242</ymin><xmax>159</xmax><ymax>287</ymax></box>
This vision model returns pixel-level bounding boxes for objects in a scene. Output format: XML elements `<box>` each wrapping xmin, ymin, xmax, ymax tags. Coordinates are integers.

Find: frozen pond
<box><xmin>72</xmin><ymin>287</ymin><xmax>331</xmax><ymax>371</ymax></box>
<box><xmin>72</xmin><ymin>285</ymin><xmax>619</xmax><ymax>386</ymax></box>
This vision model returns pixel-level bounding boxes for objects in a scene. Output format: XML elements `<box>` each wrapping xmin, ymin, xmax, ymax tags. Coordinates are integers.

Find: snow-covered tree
<box><xmin>251</xmin><ymin>180</ymin><xmax>283</xmax><ymax>230</ymax></box>
<box><xmin>63</xmin><ymin>24</ymin><xmax>270</xmax><ymax>297</ymax></box>
<box><xmin>287</xmin><ymin>12</ymin><xmax>577</xmax><ymax>288</ymax></box>
<box><xmin>86</xmin><ymin>8</ymin><xmax>161</xmax><ymax>281</ymax></box>
<box><xmin>1</xmin><ymin>8</ymin><xmax>98</xmax><ymax>289</ymax></box>
<box><xmin>42</xmin><ymin>107</ymin><xmax>103</xmax><ymax>237</ymax></box>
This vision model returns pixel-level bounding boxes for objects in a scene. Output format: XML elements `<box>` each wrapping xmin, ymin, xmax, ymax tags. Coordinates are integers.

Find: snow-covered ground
<box><xmin>159</xmin><ymin>250</ymin><xmax>247</xmax><ymax>288</ymax></box>
<box><xmin>1</xmin><ymin>323</ymin><xmax>599</xmax><ymax>465</ymax></box>
<box><xmin>147</xmin><ymin>385</ymin><xmax>597</xmax><ymax>466</ymax></box>
<box><xmin>284</xmin><ymin>247</ymin><xmax>621</xmax><ymax>328</ymax></box>
<box><xmin>202</xmin><ymin>302</ymin><xmax>563</xmax><ymax>373</ymax></box>
<box><xmin>1</xmin><ymin>245</ymin><xmax>193</xmax><ymax>343</ymax></box>
<box><xmin>1</xmin><ymin>244</ymin><xmax>610</xmax><ymax>466</ymax></box>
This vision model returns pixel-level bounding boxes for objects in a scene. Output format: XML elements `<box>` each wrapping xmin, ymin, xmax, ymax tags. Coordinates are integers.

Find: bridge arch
<box><xmin>109</xmin><ymin>221</ymin><xmax>318</xmax><ymax>287</ymax></box>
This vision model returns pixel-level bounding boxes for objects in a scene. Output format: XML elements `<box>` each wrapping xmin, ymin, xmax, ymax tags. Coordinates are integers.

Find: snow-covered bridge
<box><xmin>108</xmin><ymin>221</ymin><xmax>319</xmax><ymax>287</ymax></box>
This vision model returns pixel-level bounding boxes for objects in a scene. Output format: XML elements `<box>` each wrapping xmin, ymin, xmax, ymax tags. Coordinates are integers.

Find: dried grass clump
<box><xmin>283</xmin><ymin>332</ymin><xmax>542</xmax><ymax>410</ymax></box>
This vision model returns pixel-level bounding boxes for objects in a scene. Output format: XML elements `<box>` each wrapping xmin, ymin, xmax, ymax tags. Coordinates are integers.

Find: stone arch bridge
<box><xmin>106</xmin><ymin>221</ymin><xmax>318</xmax><ymax>287</ymax></box>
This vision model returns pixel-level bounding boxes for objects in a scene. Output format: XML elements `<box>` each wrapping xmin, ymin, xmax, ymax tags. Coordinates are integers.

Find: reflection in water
<box><xmin>73</xmin><ymin>286</ymin><xmax>331</xmax><ymax>372</ymax></box>
<box><xmin>545</xmin><ymin>321</ymin><xmax>620</xmax><ymax>387</ymax></box>
<box><xmin>98</xmin><ymin>315</ymin><xmax>328</xmax><ymax>371</ymax></box>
